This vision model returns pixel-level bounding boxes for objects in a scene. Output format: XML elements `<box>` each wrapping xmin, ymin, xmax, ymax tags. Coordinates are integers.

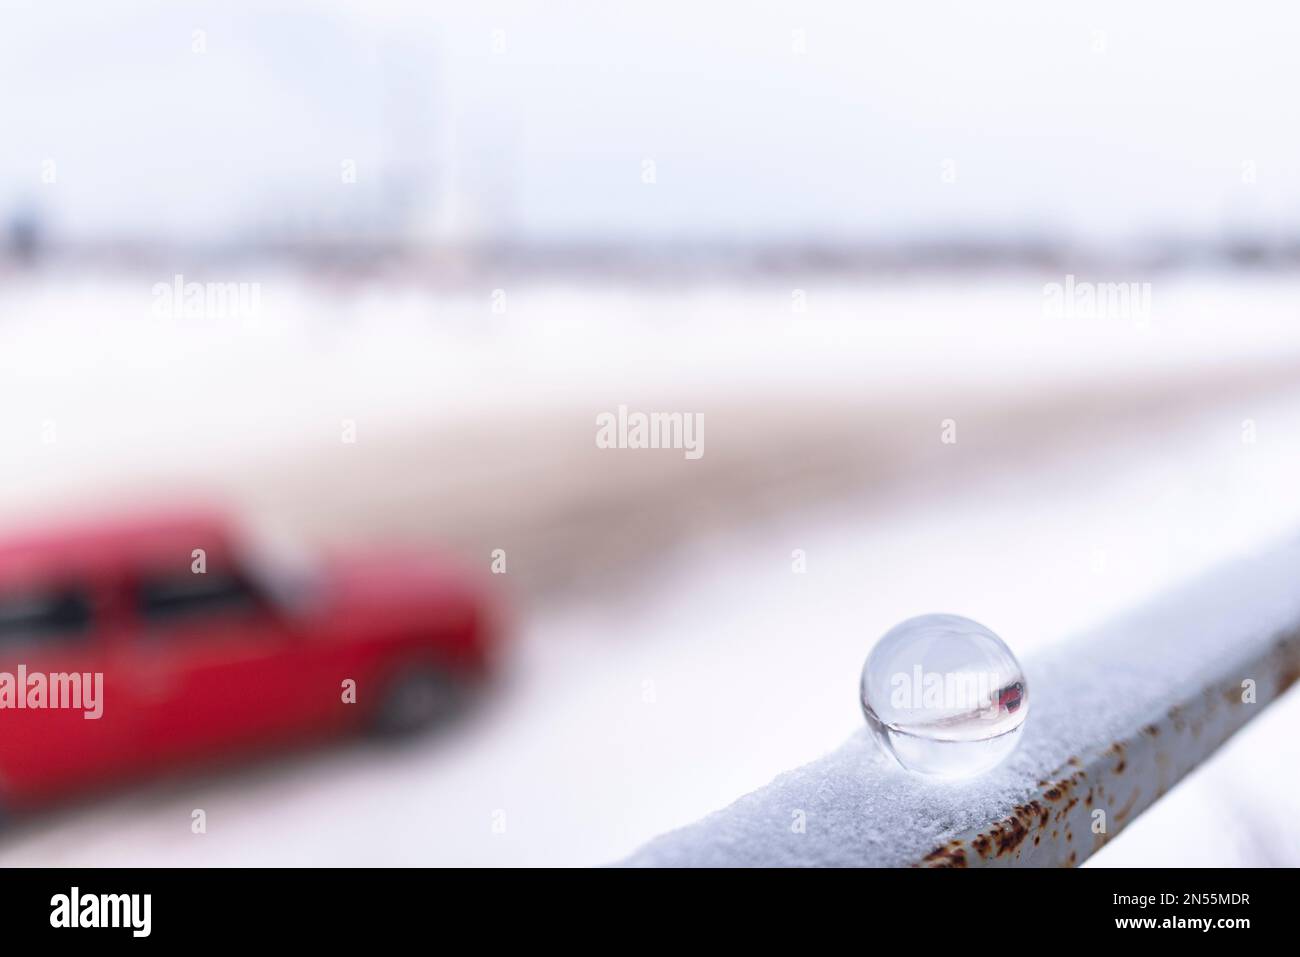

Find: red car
<box><xmin>0</xmin><ymin>510</ymin><xmax>498</xmax><ymax>811</ymax></box>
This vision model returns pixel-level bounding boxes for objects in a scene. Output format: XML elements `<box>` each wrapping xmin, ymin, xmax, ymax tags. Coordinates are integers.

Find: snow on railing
<box><xmin>621</xmin><ymin>539</ymin><xmax>1300</xmax><ymax>867</ymax></box>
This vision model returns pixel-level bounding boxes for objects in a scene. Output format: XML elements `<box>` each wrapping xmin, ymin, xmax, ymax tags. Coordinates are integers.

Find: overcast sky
<box><xmin>3</xmin><ymin>0</ymin><xmax>1298</xmax><ymax>245</ymax></box>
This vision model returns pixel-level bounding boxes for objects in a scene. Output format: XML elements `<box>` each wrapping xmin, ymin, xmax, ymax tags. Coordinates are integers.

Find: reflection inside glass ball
<box><xmin>860</xmin><ymin>614</ymin><xmax>1028</xmax><ymax>777</ymax></box>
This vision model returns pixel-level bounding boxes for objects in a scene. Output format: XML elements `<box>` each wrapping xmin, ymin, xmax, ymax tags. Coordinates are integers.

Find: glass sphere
<box><xmin>860</xmin><ymin>614</ymin><xmax>1027</xmax><ymax>777</ymax></box>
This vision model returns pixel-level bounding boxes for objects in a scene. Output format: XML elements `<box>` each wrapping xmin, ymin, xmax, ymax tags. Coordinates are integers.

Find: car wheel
<box><xmin>369</xmin><ymin>666</ymin><xmax>462</xmax><ymax>736</ymax></box>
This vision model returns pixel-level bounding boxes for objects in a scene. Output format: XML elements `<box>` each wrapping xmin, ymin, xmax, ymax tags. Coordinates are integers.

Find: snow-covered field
<box><xmin>0</xmin><ymin>271</ymin><xmax>1298</xmax><ymax>865</ymax></box>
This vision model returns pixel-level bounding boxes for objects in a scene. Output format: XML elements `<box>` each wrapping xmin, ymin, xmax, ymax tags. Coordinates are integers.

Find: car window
<box><xmin>138</xmin><ymin>571</ymin><xmax>262</xmax><ymax>627</ymax></box>
<box><xmin>0</xmin><ymin>585</ymin><xmax>94</xmax><ymax>651</ymax></box>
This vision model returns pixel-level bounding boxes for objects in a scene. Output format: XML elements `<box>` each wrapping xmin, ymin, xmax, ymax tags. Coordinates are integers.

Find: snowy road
<box><xmin>3</xmin><ymin>388</ymin><xmax>1300</xmax><ymax>865</ymax></box>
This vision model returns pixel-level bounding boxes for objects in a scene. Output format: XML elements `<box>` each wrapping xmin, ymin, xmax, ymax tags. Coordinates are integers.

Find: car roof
<box><xmin>0</xmin><ymin>509</ymin><xmax>235</xmax><ymax>583</ymax></box>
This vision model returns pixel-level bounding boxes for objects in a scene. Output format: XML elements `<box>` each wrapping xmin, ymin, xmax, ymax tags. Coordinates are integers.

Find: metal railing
<box><xmin>622</xmin><ymin>539</ymin><xmax>1300</xmax><ymax>867</ymax></box>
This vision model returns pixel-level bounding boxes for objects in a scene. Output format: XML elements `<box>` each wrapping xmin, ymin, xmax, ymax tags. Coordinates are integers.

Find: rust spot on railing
<box><xmin>921</xmin><ymin>841</ymin><xmax>968</xmax><ymax>868</ymax></box>
<box><xmin>1115</xmin><ymin>788</ymin><xmax>1141</xmax><ymax>823</ymax></box>
<box><xmin>1106</xmin><ymin>741</ymin><xmax>1128</xmax><ymax>773</ymax></box>
<box><xmin>1167</xmin><ymin>705</ymin><xmax>1187</xmax><ymax>733</ymax></box>
<box><xmin>1279</xmin><ymin>664</ymin><xmax>1300</xmax><ymax>695</ymax></box>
